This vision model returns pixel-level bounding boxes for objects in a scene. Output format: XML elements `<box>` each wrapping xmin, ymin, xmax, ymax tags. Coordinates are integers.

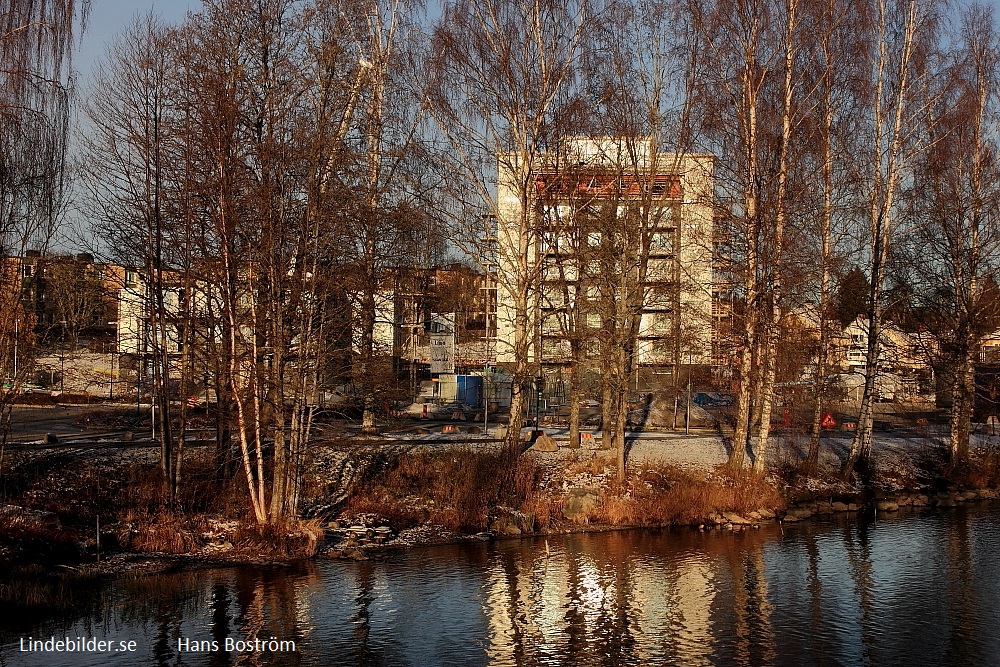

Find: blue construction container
<box><xmin>456</xmin><ymin>375</ymin><xmax>483</xmax><ymax>409</ymax></box>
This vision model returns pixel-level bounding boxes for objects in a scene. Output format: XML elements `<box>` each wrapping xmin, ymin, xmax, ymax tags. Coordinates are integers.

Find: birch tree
<box><xmin>841</xmin><ymin>0</ymin><xmax>940</xmax><ymax>480</ymax></box>
<box><xmin>908</xmin><ymin>4</ymin><xmax>1000</xmax><ymax>468</ymax></box>
<box><xmin>424</xmin><ymin>0</ymin><xmax>592</xmax><ymax>453</ymax></box>
<box><xmin>801</xmin><ymin>0</ymin><xmax>861</xmax><ymax>473</ymax></box>
<box><xmin>696</xmin><ymin>0</ymin><xmax>784</xmax><ymax>471</ymax></box>
<box><xmin>329</xmin><ymin>0</ymin><xmax>427</xmax><ymax>436</ymax></box>
<box><xmin>586</xmin><ymin>0</ymin><xmax>707</xmax><ymax>481</ymax></box>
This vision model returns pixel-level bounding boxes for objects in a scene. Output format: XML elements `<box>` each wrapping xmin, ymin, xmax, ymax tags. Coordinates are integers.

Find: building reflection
<box><xmin>9</xmin><ymin>507</ymin><xmax>1000</xmax><ymax>666</ymax></box>
<box><xmin>480</xmin><ymin>529</ymin><xmax>784</xmax><ymax>666</ymax></box>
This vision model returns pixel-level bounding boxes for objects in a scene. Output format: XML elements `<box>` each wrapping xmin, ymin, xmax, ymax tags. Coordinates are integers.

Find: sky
<box><xmin>75</xmin><ymin>0</ymin><xmax>1000</xmax><ymax>84</ymax></box>
<box><xmin>75</xmin><ymin>0</ymin><xmax>200</xmax><ymax>86</ymax></box>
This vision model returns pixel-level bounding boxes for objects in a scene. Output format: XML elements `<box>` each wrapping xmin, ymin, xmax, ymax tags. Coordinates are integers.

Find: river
<box><xmin>2</xmin><ymin>502</ymin><xmax>999</xmax><ymax>666</ymax></box>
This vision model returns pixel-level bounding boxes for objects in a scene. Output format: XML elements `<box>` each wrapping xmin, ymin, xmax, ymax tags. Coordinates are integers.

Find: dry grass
<box><xmin>954</xmin><ymin>440</ymin><xmax>1000</xmax><ymax>489</ymax></box>
<box><xmin>3</xmin><ymin>449</ymin><xmax>255</xmax><ymax>561</ymax></box>
<box><xmin>562</xmin><ymin>454</ymin><xmax>610</xmax><ymax>478</ymax></box>
<box><xmin>0</xmin><ymin>514</ymin><xmax>80</xmax><ymax>566</ymax></box>
<box><xmin>232</xmin><ymin>518</ymin><xmax>325</xmax><ymax>559</ymax></box>
<box><xmin>127</xmin><ymin>512</ymin><xmax>201</xmax><ymax>554</ymax></box>
<box><xmin>591</xmin><ymin>465</ymin><xmax>783</xmax><ymax>526</ymax></box>
<box><xmin>347</xmin><ymin>452</ymin><xmax>784</xmax><ymax>532</ymax></box>
<box><xmin>345</xmin><ymin>448</ymin><xmax>541</xmax><ymax>532</ymax></box>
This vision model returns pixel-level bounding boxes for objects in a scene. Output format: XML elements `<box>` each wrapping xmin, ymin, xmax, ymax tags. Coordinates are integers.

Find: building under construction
<box><xmin>494</xmin><ymin>137</ymin><xmax>714</xmax><ymax>398</ymax></box>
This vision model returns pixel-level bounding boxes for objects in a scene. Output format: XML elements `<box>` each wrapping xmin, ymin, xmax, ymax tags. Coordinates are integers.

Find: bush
<box><xmin>345</xmin><ymin>448</ymin><xmax>540</xmax><ymax>532</ymax></box>
<box><xmin>592</xmin><ymin>465</ymin><xmax>782</xmax><ymax>526</ymax></box>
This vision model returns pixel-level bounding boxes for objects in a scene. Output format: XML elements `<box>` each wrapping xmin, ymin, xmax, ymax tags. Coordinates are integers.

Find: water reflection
<box><xmin>2</xmin><ymin>504</ymin><xmax>1000</xmax><ymax>666</ymax></box>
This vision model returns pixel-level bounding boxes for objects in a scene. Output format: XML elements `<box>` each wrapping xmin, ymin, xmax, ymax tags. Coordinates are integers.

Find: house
<box><xmin>841</xmin><ymin>315</ymin><xmax>935</xmax><ymax>398</ymax></box>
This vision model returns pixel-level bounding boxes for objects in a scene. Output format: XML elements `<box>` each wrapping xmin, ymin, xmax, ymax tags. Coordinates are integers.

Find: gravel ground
<box><xmin>515</xmin><ymin>425</ymin><xmax>1000</xmax><ymax>483</ymax></box>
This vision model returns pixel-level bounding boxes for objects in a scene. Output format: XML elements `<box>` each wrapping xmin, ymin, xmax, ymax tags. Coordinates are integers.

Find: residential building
<box><xmin>842</xmin><ymin>315</ymin><xmax>935</xmax><ymax>397</ymax></box>
<box><xmin>115</xmin><ymin>266</ymin><xmax>183</xmax><ymax>358</ymax></box>
<box><xmin>494</xmin><ymin>137</ymin><xmax>714</xmax><ymax>391</ymax></box>
<box><xmin>379</xmin><ymin>264</ymin><xmax>497</xmax><ymax>374</ymax></box>
<box><xmin>7</xmin><ymin>252</ymin><xmax>119</xmax><ymax>343</ymax></box>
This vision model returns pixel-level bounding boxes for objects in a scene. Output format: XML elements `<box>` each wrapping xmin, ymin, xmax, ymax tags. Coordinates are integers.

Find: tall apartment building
<box><xmin>494</xmin><ymin>137</ymin><xmax>713</xmax><ymax>390</ymax></box>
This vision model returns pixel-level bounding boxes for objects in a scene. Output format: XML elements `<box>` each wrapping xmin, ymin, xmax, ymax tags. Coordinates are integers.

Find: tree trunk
<box><xmin>949</xmin><ymin>347</ymin><xmax>973</xmax><ymax>467</ymax></box>
<box><xmin>752</xmin><ymin>0</ymin><xmax>797</xmax><ymax>475</ymax></box>
<box><xmin>807</xmin><ymin>70</ymin><xmax>835</xmax><ymax>474</ymax></box>
<box><xmin>841</xmin><ymin>314</ymin><xmax>881</xmax><ymax>479</ymax></box>
<box><xmin>728</xmin><ymin>14</ymin><xmax>762</xmax><ymax>471</ymax></box>
<box><xmin>842</xmin><ymin>0</ymin><xmax>921</xmax><ymax>482</ymax></box>
<box><xmin>615</xmin><ymin>387</ymin><xmax>627</xmax><ymax>483</ymax></box>
<box><xmin>568</xmin><ymin>357</ymin><xmax>581</xmax><ymax>448</ymax></box>
<box><xmin>600</xmin><ymin>373</ymin><xmax>613</xmax><ymax>450</ymax></box>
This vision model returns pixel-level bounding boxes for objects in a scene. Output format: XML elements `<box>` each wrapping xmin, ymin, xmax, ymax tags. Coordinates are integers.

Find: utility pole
<box><xmin>686</xmin><ymin>353</ymin><xmax>692</xmax><ymax>435</ymax></box>
<box><xmin>534</xmin><ymin>374</ymin><xmax>546</xmax><ymax>436</ymax></box>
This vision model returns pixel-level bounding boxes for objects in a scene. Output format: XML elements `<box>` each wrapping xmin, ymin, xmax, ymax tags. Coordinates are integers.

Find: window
<box><xmin>543</xmin><ymin>263</ymin><xmax>577</xmax><ymax>282</ymax></box>
<box><xmin>650</xmin><ymin>231</ymin><xmax>674</xmax><ymax>253</ymax></box>
<box><xmin>647</xmin><ymin>258</ymin><xmax>674</xmax><ymax>281</ymax></box>
<box><xmin>645</xmin><ymin>286</ymin><xmax>675</xmax><ymax>309</ymax></box>
<box><xmin>542</xmin><ymin>284</ymin><xmax>565</xmax><ymax>308</ymax></box>
<box><xmin>642</xmin><ymin>312</ymin><xmax>673</xmax><ymax>336</ymax></box>
<box><xmin>646</xmin><ymin>340</ymin><xmax>675</xmax><ymax>364</ymax></box>
<box><xmin>542</xmin><ymin>338</ymin><xmax>569</xmax><ymax>359</ymax></box>
<box><xmin>542</xmin><ymin>312</ymin><xmax>565</xmax><ymax>334</ymax></box>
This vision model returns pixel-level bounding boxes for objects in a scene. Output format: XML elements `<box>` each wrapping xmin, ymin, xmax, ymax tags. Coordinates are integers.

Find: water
<box><xmin>2</xmin><ymin>503</ymin><xmax>1000</xmax><ymax>666</ymax></box>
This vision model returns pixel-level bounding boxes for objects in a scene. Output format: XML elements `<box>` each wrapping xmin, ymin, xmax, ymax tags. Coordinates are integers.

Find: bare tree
<box><xmin>82</xmin><ymin>13</ymin><xmax>185</xmax><ymax>504</ymax></box>
<box><xmin>328</xmin><ymin>0</ymin><xmax>429</xmax><ymax>436</ymax></box>
<box><xmin>1</xmin><ymin>0</ymin><xmax>85</xmax><ymax>256</ymax></box>
<box><xmin>81</xmin><ymin>1</ymin><xmax>371</xmax><ymax>526</ymax></box>
<box><xmin>583</xmin><ymin>0</ymin><xmax>710</xmax><ymax>481</ymax></box>
<box><xmin>1</xmin><ymin>0</ymin><xmax>87</xmax><ymax>460</ymax></box>
<box><xmin>841</xmin><ymin>0</ymin><xmax>940</xmax><ymax>480</ymax></box>
<box><xmin>424</xmin><ymin>0</ymin><xmax>592</xmax><ymax>454</ymax></box>
<box><xmin>42</xmin><ymin>254</ymin><xmax>107</xmax><ymax>350</ymax></box>
<box><xmin>906</xmin><ymin>4</ymin><xmax>1000</xmax><ymax>468</ymax></box>
<box><xmin>801</xmin><ymin>0</ymin><xmax>862</xmax><ymax>473</ymax></box>
<box><xmin>694</xmin><ymin>0</ymin><xmax>786</xmax><ymax>471</ymax></box>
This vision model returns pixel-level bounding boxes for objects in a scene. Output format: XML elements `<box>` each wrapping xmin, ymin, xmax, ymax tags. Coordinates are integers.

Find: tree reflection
<box><xmin>944</xmin><ymin>506</ymin><xmax>975</xmax><ymax>663</ymax></box>
<box><xmin>724</xmin><ymin>533</ymin><xmax>775</xmax><ymax>666</ymax></box>
<box><xmin>208</xmin><ymin>583</ymin><xmax>231</xmax><ymax>667</ymax></box>
<box><xmin>805</xmin><ymin>524</ymin><xmax>830</xmax><ymax>665</ymax></box>
<box><xmin>844</xmin><ymin>519</ymin><xmax>875</xmax><ymax>663</ymax></box>
<box><xmin>9</xmin><ymin>507</ymin><xmax>1000</xmax><ymax>666</ymax></box>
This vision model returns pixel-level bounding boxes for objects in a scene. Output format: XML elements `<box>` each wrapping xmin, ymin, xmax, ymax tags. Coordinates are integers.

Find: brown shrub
<box><xmin>129</xmin><ymin>513</ymin><xmax>198</xmax><ymax>553</ymax></box>
<box><xmin>0</xmin><ymin>514</ymin><xmax>80</xmax><ymax>566</ymax></box>
<box><xmin>11</xmin><ymin>393</ymin><xmax>57</xmax><ymax>405</ymax></box>
<box><xmin>955</xmin><ymin>440</ymin><xmax>1000</xmax><ymax>489</ymax></box>
<box><xmin>345</xmin><ymin>448</ymin><xmax>541</xmax><ymax>532</ymax></box>
<box><xmin>232</xmin><ymin>518</ymin><xmax>324</xmax><ymax>559</ymax></box>
<box><xmin>591</xmin><ymin>465</ymin><xmax>782</xmax><ymax>526</ymax></box>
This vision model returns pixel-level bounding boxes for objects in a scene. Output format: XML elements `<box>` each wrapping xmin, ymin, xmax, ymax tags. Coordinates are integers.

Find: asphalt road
<box><xmin>4</xmin><ymin>404</ymin><xmax>140</xmax><ymax>442</ymax></box>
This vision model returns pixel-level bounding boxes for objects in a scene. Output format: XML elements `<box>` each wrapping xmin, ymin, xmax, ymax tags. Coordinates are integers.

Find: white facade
<box><xmin>117</xmin><ymin>270</ymin><xmax>182</xmax><ymax>357</ymax></box>
<box><xmin>494</xmin><ymin>137</ymin><xmax>714</xmax><ymax>369</ymax></box>
<box><xmin>351</xmin><ymin>291</ymin><xmax>396</xmax><ymax>356</ymax></box>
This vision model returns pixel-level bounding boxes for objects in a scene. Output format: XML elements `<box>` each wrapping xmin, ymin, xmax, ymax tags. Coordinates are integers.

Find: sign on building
<box><xmin>429</xmin><ymin>333</ymin><xmax>455</xmax><ymax>374</ymax></box>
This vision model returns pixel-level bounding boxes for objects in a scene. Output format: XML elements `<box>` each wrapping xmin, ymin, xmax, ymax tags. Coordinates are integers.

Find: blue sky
<box><xmin>75</xmin><ymin>0</ymin><xmax>199</xmax><ymax>85</ymax></box>
<box><xmin>76</xmin><ymin>0</ymin><xmax>1000</xmax><ymax>84</ymax></box>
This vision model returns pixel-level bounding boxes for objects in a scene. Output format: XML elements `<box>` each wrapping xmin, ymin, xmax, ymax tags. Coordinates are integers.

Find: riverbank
<box><xmin>2</xmin><ymin>428</ymin><xmax>999</xmax><ymax>576</ymax></box>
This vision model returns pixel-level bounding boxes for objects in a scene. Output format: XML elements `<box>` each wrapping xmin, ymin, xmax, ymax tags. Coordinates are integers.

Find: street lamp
<box><xmin>534</xmin><ymin>374</ymin><xmax>546</xmax><ymax>432</ymax></box>
<box><xmin>59</xmin><ymin>320</ymin><xmax>66</xmax><ymax>392</ymax></box>
<box><xmin>109</xmin><ymin>321</ymin><xmax>118</xmax><ymax>399</ymax></box>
